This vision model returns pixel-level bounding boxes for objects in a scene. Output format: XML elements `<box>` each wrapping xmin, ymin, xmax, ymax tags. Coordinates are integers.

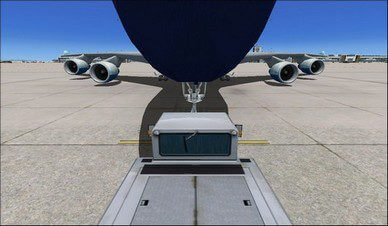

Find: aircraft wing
<box><xmin>61</xmin><ymin>52</ymin><xmax>148</xmax><ymax>63</ymax></box>
<box><xmin>62</xmin><ymin>51</ymin><xmax>325</xmax><ymax>84</ymax></box>
<box><xmin>61</xmin><ymin>51</ymin><xmax>324</xmax><ymax>65</ymax></box>
<box><xmin>238</xmin><ymin>52</ymin><xmax>326</xmax><ymax>84</ymax></box>
<box><xmin>241</xmin><ymin>52</ymin><xmax>325</xmax><ymax>64</ymax></box>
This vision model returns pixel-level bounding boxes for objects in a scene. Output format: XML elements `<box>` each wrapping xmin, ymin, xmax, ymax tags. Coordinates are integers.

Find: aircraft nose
<box><xmin>112</xmin><ymin>0</ymin><xmax>276</xmax><ymax>82</ymax></box>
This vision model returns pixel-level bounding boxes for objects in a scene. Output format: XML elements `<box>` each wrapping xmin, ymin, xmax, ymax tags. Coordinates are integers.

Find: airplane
<box><xmin>62</xmin><ymin>51</ymin><xmax>325</xmax><ymax>85</ymax></box>
<box><xmin>61</xmin><ymin>0</ymin><xmax>326</xmax><ymax>111</ymax></box>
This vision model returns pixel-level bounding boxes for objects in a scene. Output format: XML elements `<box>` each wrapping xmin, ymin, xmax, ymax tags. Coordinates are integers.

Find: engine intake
<box><xmin>298</xmin><ymin>59</ymin><xmax>325</xmax><ymax>75</ymax></box>
<box><xmin>90</xmin><ymin>61</ymin><xmax>119</xmax><ymax>83</ymax></box>
<box><xmin>64</xmin><ymin>59</ymin><xmax>89</xmax><ymax>75</ymax></box>
<box><xmin>269</xmin><ymin>62</ymin><xmax>298</xmax><ymax>84</ymax></box>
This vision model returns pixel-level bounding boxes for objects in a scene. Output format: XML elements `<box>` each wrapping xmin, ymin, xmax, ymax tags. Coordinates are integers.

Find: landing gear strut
<box><xmin>182</xmin><ymin>82</ymin><xmax>207</xmax><ymax>112</ymax></box>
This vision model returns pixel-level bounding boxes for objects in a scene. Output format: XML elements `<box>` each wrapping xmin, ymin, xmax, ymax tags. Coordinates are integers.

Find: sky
<box><xmin>1</xmin><ymin>1</ymin><xmax>387</xmax><ymax>61</ymax></box>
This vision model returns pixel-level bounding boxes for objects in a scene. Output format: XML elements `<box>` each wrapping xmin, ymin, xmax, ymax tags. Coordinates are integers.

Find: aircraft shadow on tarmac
<box><xmin>70</xmin><ymin>75</ymin><xmax>90</xmax><ymax>80</ymax></box>
<box><xmin>106</xmin><ymin>75</ymin><xmax>271</xmax><ymax>156</ymax></box>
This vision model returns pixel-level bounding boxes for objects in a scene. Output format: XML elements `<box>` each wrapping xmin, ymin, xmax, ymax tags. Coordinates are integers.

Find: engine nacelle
<box><xmin>64</xmin><ymin>59</ymin><xmax>90</xmax><ymax>75</ymax></box>
<box><xmin>90</xmin><ymin>61</ymin><xmax>119</xmax><ymax>83</ymax></box>
<box><xmin>298</xmin><ymin>59</ymin><xmax>325</xmax><ymax>75</ymax></box>
<box><xmin>269</xmin><ymin>62</ymin><xmax>298</xmax><ymax>84</ymax></box>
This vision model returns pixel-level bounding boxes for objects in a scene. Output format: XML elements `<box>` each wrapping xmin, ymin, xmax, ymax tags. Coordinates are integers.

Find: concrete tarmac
<box><xmin>1</xmin><ymin>62</ymin><xmax>387</xmax><ymax>224</ymax></box>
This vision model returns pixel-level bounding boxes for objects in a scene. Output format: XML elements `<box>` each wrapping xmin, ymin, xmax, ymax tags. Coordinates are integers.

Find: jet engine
<box><xmin>90</xmin><ymin>61</ymin><xmax>119</xmax><ymax>83</ymax></box>
<box><xmin>64</xmin><ymin>59</ymin><xmax>90</xmax><ymax>75</ymax></box>
<box><xmin>269</xmin><ymin>62</ymin><xmax>298</xmax><ymax>84</ymax></box>
<box><xmin>298</xmin><ymin>59</ymin><xmax>325</xmax><ymax>75</ymax></box>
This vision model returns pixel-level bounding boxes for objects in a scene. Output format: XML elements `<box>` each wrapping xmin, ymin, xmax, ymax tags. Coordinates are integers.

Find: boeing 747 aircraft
<box><xmin>61</xmin><ymin>0</ymin><xmax>325</xmax><ymax>110</ymax></box>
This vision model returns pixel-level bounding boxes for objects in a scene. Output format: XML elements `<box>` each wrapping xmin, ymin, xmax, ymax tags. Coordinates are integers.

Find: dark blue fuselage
<box><xmin>113</xmin><ymin>0</ymin><xmax>276</xmax><ymax>82</ymax></box>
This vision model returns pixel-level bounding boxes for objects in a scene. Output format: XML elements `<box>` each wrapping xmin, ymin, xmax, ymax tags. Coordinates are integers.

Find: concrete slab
<box><xmin>325</xmin><ymin>145</ymin><xmax>387</xmax><ymax>187</ymax></box>
<box><xmin>1</xmin><ymin>62</ymin><xmax>387</xmax><ymax>225</ymax></box>
<box><xmin>5</xmin><ymin>107</ymin><xmax>145</xmax><ymax>145</ymax></box>
<box><xmin>222</xmin><ymin>95</ymin><xmax>262</xmax><ymax>108</ymax></box>
<box><xmin>220</xmin><ymin>80</ymin><xmax>301</xmax><ymax>94</ymax></box>
<box><xmin>0</xmin><ymin>72</ymin><xmax>63</xmax><ymax>84</ymax></box>
<box><xmin>291</xmin><ymin>79</ymin><xmax>385</xmax><ymax>94</ymax></box>
<box><xmin>239</xmin><ymin>145</ymin><xmax>387</xmax><ymax>225</ymax></box>
<box><xmin>0</xmin><ymin>82</ymin><xmax>84</xmax><ymax>94</ymax></box>
<box><xmin>228</xmin><ymin>107</ymin><xmax>317</xmax><ymax>144</ymax></box>
<box><xmin>10</xmin><ymin>93</ymin><xmax>116</xmax><ymax>108</ymax></box>
<box><xmin>313</xmin><ymin>93</ymin><xmax>387</xmax><ymax>108</ymax></box>
<box><xmin>360</xmin><ymin>107</ymin><xmax>387</xmax><ymax>117</ymax></box>
<box><xmin>1</xmin><ymin>62</ymin><xmax>64</xmax><ymax>73</ymax></box>
<box><xmin>268</xmin><ymin>107</ymin><xmax>387</xmax><ymax>144</ymax></box>
<box><xmin>1</xmin><ymin>107</ymin><xmax>82</xmax><ymax>143</ymax></box>
<box><xmin>248</xmin><ymin>93</ymin><xmax>345</xmax><ymax>108</ymax></box>
<box><xmin>63</xmin><ymin>84</ymin><xmax>137</xmax><ymax>94</ymax></box>
<box><xmin>325</xmin><ymin>72</ymin><xmax>387</xmax><ymax>84</ymax></box>
<box><xmin>92</xmin><ymin>93</ymin><xmax>160</xmax><ymax>108</ymax></box>
<box><xmin>1</xmin><ymin>93</ymin><xmax>48</xmax><ymax>106</ymax></box>
<box><xmin>0</xmin><ymin>145</ymin><xmax>138</xmax><ymax>225</ymax></box>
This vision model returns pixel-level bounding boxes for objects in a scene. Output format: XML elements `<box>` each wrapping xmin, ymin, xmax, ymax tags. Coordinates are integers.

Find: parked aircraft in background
<box><xmin>61</xmin><ymin>51</ymin><xmax>325</xmax><ymax>85</ymax></box>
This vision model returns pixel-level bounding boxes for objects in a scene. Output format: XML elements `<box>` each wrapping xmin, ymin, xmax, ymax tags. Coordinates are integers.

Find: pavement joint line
<box><xmin>1</xmin><ymin>89</ymin><xmax>124</xmax><ymax>144</ymax></box>
<box><xmin>291</xmin><ymin>88</ymin><xmax>385</xmax><ymax>117</ymax></box>
<box><xmin>324</xmin><ymin>75</ymin><xmax>387</xmax><ymax>85</ymax></box>
<box><xmin>0</xmin><ymin>106</ymin><xmax>358</xmax><ymax>109</ymax></box>
<box><xmin>1</xmin><ymin>106</ymin><xmax>93</xmax><ymax>144</ymax></box>
<box><xmin>2</xmin><ymin>92</ymin><xmax>84</xmax><ymax>94</ymax></box>
<box><xmin>1</xmin><ymin>86</ymin><xmax>93</xmax><ymax>107</ymax></box>
<box><xmin>262</xmin><ymin>106</ymin><xmax>321</xmax><ymax>145</ymax></box>
<box><xmin>1</xmin><ymin>143</ymin><xmax>387</xmax><ymax>146</ymax></box>
<box><xmin>0</xmin><ymin>76</ymin><xmax>63</xmax><ymax>85</ymax></box>
<box><xmin>1</xmin><ymin>72</ymin><xmax>66</xmax><ymax>74</ymax></box>
<box><xmin>320</xmin><ymin>143</ymin><xmax>387</xmax><ymax>189</ymax></box>
<box><xmin>1</xmin><ymin>106</ymin><xmax>386</xmax><ymax>111</ymax></box>
<box><xmin>263</xmin><ymin>106</ymin><xmax>388</xmax><ymax>189</ymax></box>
